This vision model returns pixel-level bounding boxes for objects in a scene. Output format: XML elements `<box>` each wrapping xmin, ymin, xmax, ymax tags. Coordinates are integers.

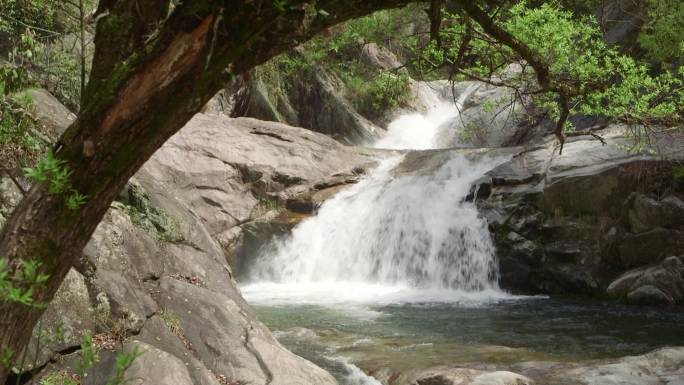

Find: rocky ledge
<box><xmin>476</xmin><ymin>126</ymin><xmax>684</xmax><ymax>302</ymax></box>
<box><xmin>384</xmin><ymin>347</ymin><xmax>684</xmax><ymax>385</ymax></box>
<box><xmin>2</xmin><ymin>111</ymin><xmax>384</xmax><ymax>384</ymax></box>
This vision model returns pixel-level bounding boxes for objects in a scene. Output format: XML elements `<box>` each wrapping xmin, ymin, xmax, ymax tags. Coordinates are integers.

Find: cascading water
<box><xmin>242</xmin><ymin>85</ymin><xmax>508</xmax><ymax>305</ymax></box>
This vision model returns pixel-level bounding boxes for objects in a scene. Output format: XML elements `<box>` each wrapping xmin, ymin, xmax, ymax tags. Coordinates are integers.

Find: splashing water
<box><xmin>242</xmin><ymin>85</ymin><xmax>508</xmax><ymax>305</ymax></box>
<box><xmin>373</xmin><ymin>85</ymin><xmax>474</xmax><ymax>150</ymax></box>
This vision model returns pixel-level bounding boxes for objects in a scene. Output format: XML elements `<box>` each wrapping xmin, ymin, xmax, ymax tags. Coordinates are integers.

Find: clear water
<box><xmin>250</xmin><ymin>299</ymin><xmax>684</xmax><ymax>385</ymax></box>
<box><xmin>238</xmin><ymin>86</ymin><xmax>684</xmax><ymax>384</ymax></box>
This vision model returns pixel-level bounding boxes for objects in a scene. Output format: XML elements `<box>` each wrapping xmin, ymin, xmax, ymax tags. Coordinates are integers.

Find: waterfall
<box><xmin>373</xmin><ymin>84</ymin><xmax>474</xmax><ymax>150</ymax></box>
<box><xmin>242</xmin><ymin>85</ymin><xmax>506</xmax><ymax>304</ymax></box>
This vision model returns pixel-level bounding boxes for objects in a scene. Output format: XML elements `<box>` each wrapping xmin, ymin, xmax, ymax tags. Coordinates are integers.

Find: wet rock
<box><xmin>618</xmin><ymin>228</ymin><xmax>684</xmax><ymax>269</ymax></box>
<box><xmin>607</xmin><ymin>256</ymin><xmax>684</xmax><ymax>305</ymax></box>
<box><xmin>411</xmin><ymin>368</ymin><xmax>534</xmax><ymax>385</ymax></box>
<box><xmin>549</xmin><ymin>347</ymin><xmax>684</xmax><ymax>385</ymax></box>
<box><xmin>478</xmin><ymin>127</ymin><xmax>684</xmax><ymax>296</ymax></box>
<box><xmin>629</xmin><ymin>194</ymin><xmax>684</xmax><ymax>233</ymax></box>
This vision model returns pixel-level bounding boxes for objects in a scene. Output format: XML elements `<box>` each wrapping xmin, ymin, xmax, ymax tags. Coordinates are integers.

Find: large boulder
<box><xmin>409</xmin><ymin>368</ymin><xmax>534</xmax><ymax>385</ymax></box>
<box><xmin>548</xmin><ymin>347</ymin><xmax>684</xmax><ymax>385</ymax></box>
<box><xmin>607</xmin><ymin>256</ymin><xmax>684</xmax><ymax>305</ymax></box>
<box><xmin>474</xmin><ymin>127</ymin><xmax>684</xmax><ymax>296</ymax></box>
<box><xmin>22</xmin><ymin>88</ymin><xmax>76</xmax><ymax>139</ymax></box>
<box><xmin>231</xmin><ymin>67</ymin><xmax>384</xmax><ymax>144</ymax></box>
<box><xmin>136</xmin><ymin>114</ymin><xmax>376</xmax><ymax>271</ymax></box>
<box><xmin>11</xmin><ymin>112</ymin><xmax>354</xmax><ymax>383</ymax></box>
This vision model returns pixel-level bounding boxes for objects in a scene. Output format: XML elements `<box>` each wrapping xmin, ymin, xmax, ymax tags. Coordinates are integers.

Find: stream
<box><xmin>237</xmin><ymin>89</ymin><xmax>684</xmax><ymax>384</ymax></box>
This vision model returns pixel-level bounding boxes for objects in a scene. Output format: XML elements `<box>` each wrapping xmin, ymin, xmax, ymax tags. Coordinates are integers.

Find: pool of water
<box><xmin>249</xmin><ymin>296</ymin><xmax>684</xmax><ymax>384</ymax></box>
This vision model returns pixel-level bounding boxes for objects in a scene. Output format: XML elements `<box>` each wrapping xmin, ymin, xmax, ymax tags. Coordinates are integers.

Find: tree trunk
<box><xmin>0</xmin><ymin>0</ymin><xmax>415</xmax><ymax>381</ymax></box>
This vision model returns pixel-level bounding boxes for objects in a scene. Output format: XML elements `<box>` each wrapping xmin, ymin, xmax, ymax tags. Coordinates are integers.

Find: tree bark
<box><xmin>0</xmin><ymin>0</ymin><xmax>415</xmax><ymax>381</ymax></box>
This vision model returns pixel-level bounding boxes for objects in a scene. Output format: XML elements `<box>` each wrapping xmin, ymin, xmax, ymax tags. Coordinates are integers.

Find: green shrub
<box><xmin>159</xmin><ymin>310</ymin><xmax>183</xmax><ymax>336</ymax></box>
<box><xmin>639</xmin><ymin>0</ymin><xmax>684</xmax><ymax>64</ymax></box>
<box><xmin>343</xmin><ymin>70</ymin><xmax>411</xmax><ymax>117</ymax></box>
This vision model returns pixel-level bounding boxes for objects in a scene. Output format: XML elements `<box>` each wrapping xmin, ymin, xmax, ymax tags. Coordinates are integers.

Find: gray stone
<box><xmin>626</xmin><ymin>285</ymin><xmax>674</xmax><ymax>305</ymax></box>
<box><xmin>360</xmin><ymin>42</ymin><xmax>403</xmax><ymax>71</ymax></box>
<box><xmin>618</xmin><ymin>228</ymin><xmax>684</xmax><ymax>269</ymax></box>
<box><xmin>23</xmin><ymin>269</ymin><xmax>95</xmax><ymax>371</ymax></box>
<box><xmin>136</xmin><ymin>316</ymin><xmax>221</xmax><ymax>385</ymax></box>
<box><xmin>22</xmin><ymin>88</ymin><xmax>76</xmax><ymax>138</ymax></box>
<box><xmin>139</xmin><ymin>115</ymin><xmax>376</xmax><ymax>237</ymax></box>
<box><xmin>628</xmin><ymin>194</ymin><xmax>684</xmax><ymax>233</ymax></box>
<box><xmin>410</xmin><ymin>368</ymin><xmax>534</xmax><ymax>385</ymax></box>
<box><xmin>550</xmin><ymin>347</ymin><xmax>684</xmax><ymax>385</ymax></box>
<box><xmin>85</xmin><ymin>341</ymin><xmax>195</xmax><ymax>385</ymax></box>
<box><xmin>607</xmin><ymin>256</ymin><xmax>684</xmax><ymax>305</ymax></box>
<box><xmin>233</xmin><ymin>66</ymin><xmax>384</xmax><ymax>144</ymax></box>
<box><xmin>157</xmin><ymin>277</ymin><xmax>336</xmax><ymax>385</ymax></box>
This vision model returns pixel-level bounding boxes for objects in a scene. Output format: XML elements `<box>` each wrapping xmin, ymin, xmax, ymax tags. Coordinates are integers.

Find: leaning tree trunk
<box><xmin>0</xmin><ymin>0</ymin><xmax>414</xmax><ymax>381</ymax></box>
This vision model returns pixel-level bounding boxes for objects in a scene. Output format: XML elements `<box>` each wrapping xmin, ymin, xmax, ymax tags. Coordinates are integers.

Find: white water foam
<box><xmin>329</xmin><ymin>357</ymin><xmax>384</xmax><ymax>385</ymax></box>
<box><xmin>246</xmin><ymin>152</ymin><xmax>503</xmax><ymax>286</ymax></box>
<box><xmin>373</xmin><ymin>85</ymin><xmax>474</xmax><ymax>150</ymax></box>
<box><xmin>240</xmin><ymin>84</ymin><xmax>518</xmax><ymax>309</ymax></box>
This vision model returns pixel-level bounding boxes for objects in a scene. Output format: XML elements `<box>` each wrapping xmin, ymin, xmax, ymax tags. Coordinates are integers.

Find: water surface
<box><xmin>247</xmin><ymin>296</ymin><xmax>684</xmax><ymax>384</ymax></box>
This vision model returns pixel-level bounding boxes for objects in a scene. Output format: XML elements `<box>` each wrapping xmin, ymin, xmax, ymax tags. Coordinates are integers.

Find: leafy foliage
<box><xmin>39</xmin><ymin>370</ymin><xmax>79</xmax><ymax>385</ymax></box>
<box><xmin>343</xmin><ymin>70</ymin><xmax>412</xmax><ymax>116</ymax></box>
<box><xmin>106</xmin><ymin>346</ymin><xmax>143</xmax><ymax>385</ymax></box>
<box><xmin>255</xmin><ymin>5</ymin><xmax>420</xmax><ymax>120</ymax></box>
<box><xmin>0</xmin><ymin>258</ymin><xmax>50</xmax><ymax>308</ymax></box>
<box><xmin>24</xmin><ymin>150</ymin><xmax>88</xmax><ymax>209</ymax></box>
<box><xmin>417</xmin><ymin>1</ymin><xmax>683</xmax><ymax>146</ymax></box>
<box><xmin>1</xmin><ymin>0</ymin><xmax>97</xmax><ymax>109</ymax></box>
<box><xmin>39</xmin><ymin>332</ymin><xmax>143</xmax><ymax>385</ymax></box>
<box><xmin>119</xmin><ymin>184</ymin><xmax>185</xmax><ymax>243</ymax></box>
<box><xmin>0</xmin><ymin>33</ymin><xmax>49</xmax><ymax>167</ymax></box>
<box><xmin>639</xmin><ymin>0</ymin><xmax>684</xmax><ymax>64</ymax></box>
<box><xmin>159</xmin><ymin>310</ymin><xmax>183</xmax><ymax>336</ymax></box>
<box><xmin>75</xmin><ymin>331</ymin><xmax>99</xmax><ymax>377</ymax></box>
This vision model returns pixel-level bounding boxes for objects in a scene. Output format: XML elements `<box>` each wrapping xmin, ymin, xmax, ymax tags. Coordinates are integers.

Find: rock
<box><xmin>360</xmin><ymin>42</ymin><xmax>403</xmax><ymax>71</ymax></box>
<box><xmin>549</xmin><ymin>347</ymin><xmax>684</xmax><ymax>385</ymax></box>
<box><xmin>661</xmin><ymin>195</ymin><xmax>684</xmax><ymax>225</ymax></box>
<box><xmin>411</xmin><ymin>368</ymin><xmax>534</xmax><ymax>385</ymax></box>
<box><xmin>607</xmin><ymin>256</ymin><xmax>684</xmax><ymax>305</ymax></box>
<box><xmin>136</xmin><ymin>316</ymin><xmax>221</xmax><ymax>385</ymax></box>
<box><xmin>618</xmin><ymin>228</ymin><xmax>684</xmax><ymax>269</ymax></box>
<box><xmin>476</xmin><ymin>126</ymin><xmax>684</xmax><ymax>296</ymax></box>
<box><xmin>139</xmin><ymin>115</ymin><xmax>375</xmax><ymax>236</ymax></box>
<box><xmin>233</xmin><ymin>66</ymin><xmax>384</xmax><ymax>144</ymax></box>
<box><xmin>600</xmin><ymin>0</ymin><xmax>646</xmax><ymax>47</ymax></box>
<box><xmin>629</xmin><ymin>194</ymin><xmax>684</xmax><ymax>233</ymax></box>
<box><xmin>626</xmin><ymin>285</ymin><xmax>674</xmax><ymax>304</ymax></box>
<box><xmin>0</xmin><ymin>176</ymin><xmax>23</xmax><ymax>228</ymax></box>
<box><xmin>22</xmin><ymin>88</ymin><xmax>76</xmax><ymax>138</ymax></box>
<box><xmin>85</xmin><ymin>341</ymin><xmax>195</xmax><ymax>385</ymax></box>
<box><xmin>22</xmin><ymin>269</ymin><xmax>95</xmax><ymax>371</ymax></box>
<box><xmin>93</xmin><ymin>270</ymin><xmax>156</xmax><ymax>332</ymax></box>
<box><xmin>157</xmin><ymin>277</ymin><xmax>336</xmax><ymax>385</ymax></box>
<box><xmin>440</xmin><ymin>67</ymin><xmax>547</xmax><ymax>148</ymax></box>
